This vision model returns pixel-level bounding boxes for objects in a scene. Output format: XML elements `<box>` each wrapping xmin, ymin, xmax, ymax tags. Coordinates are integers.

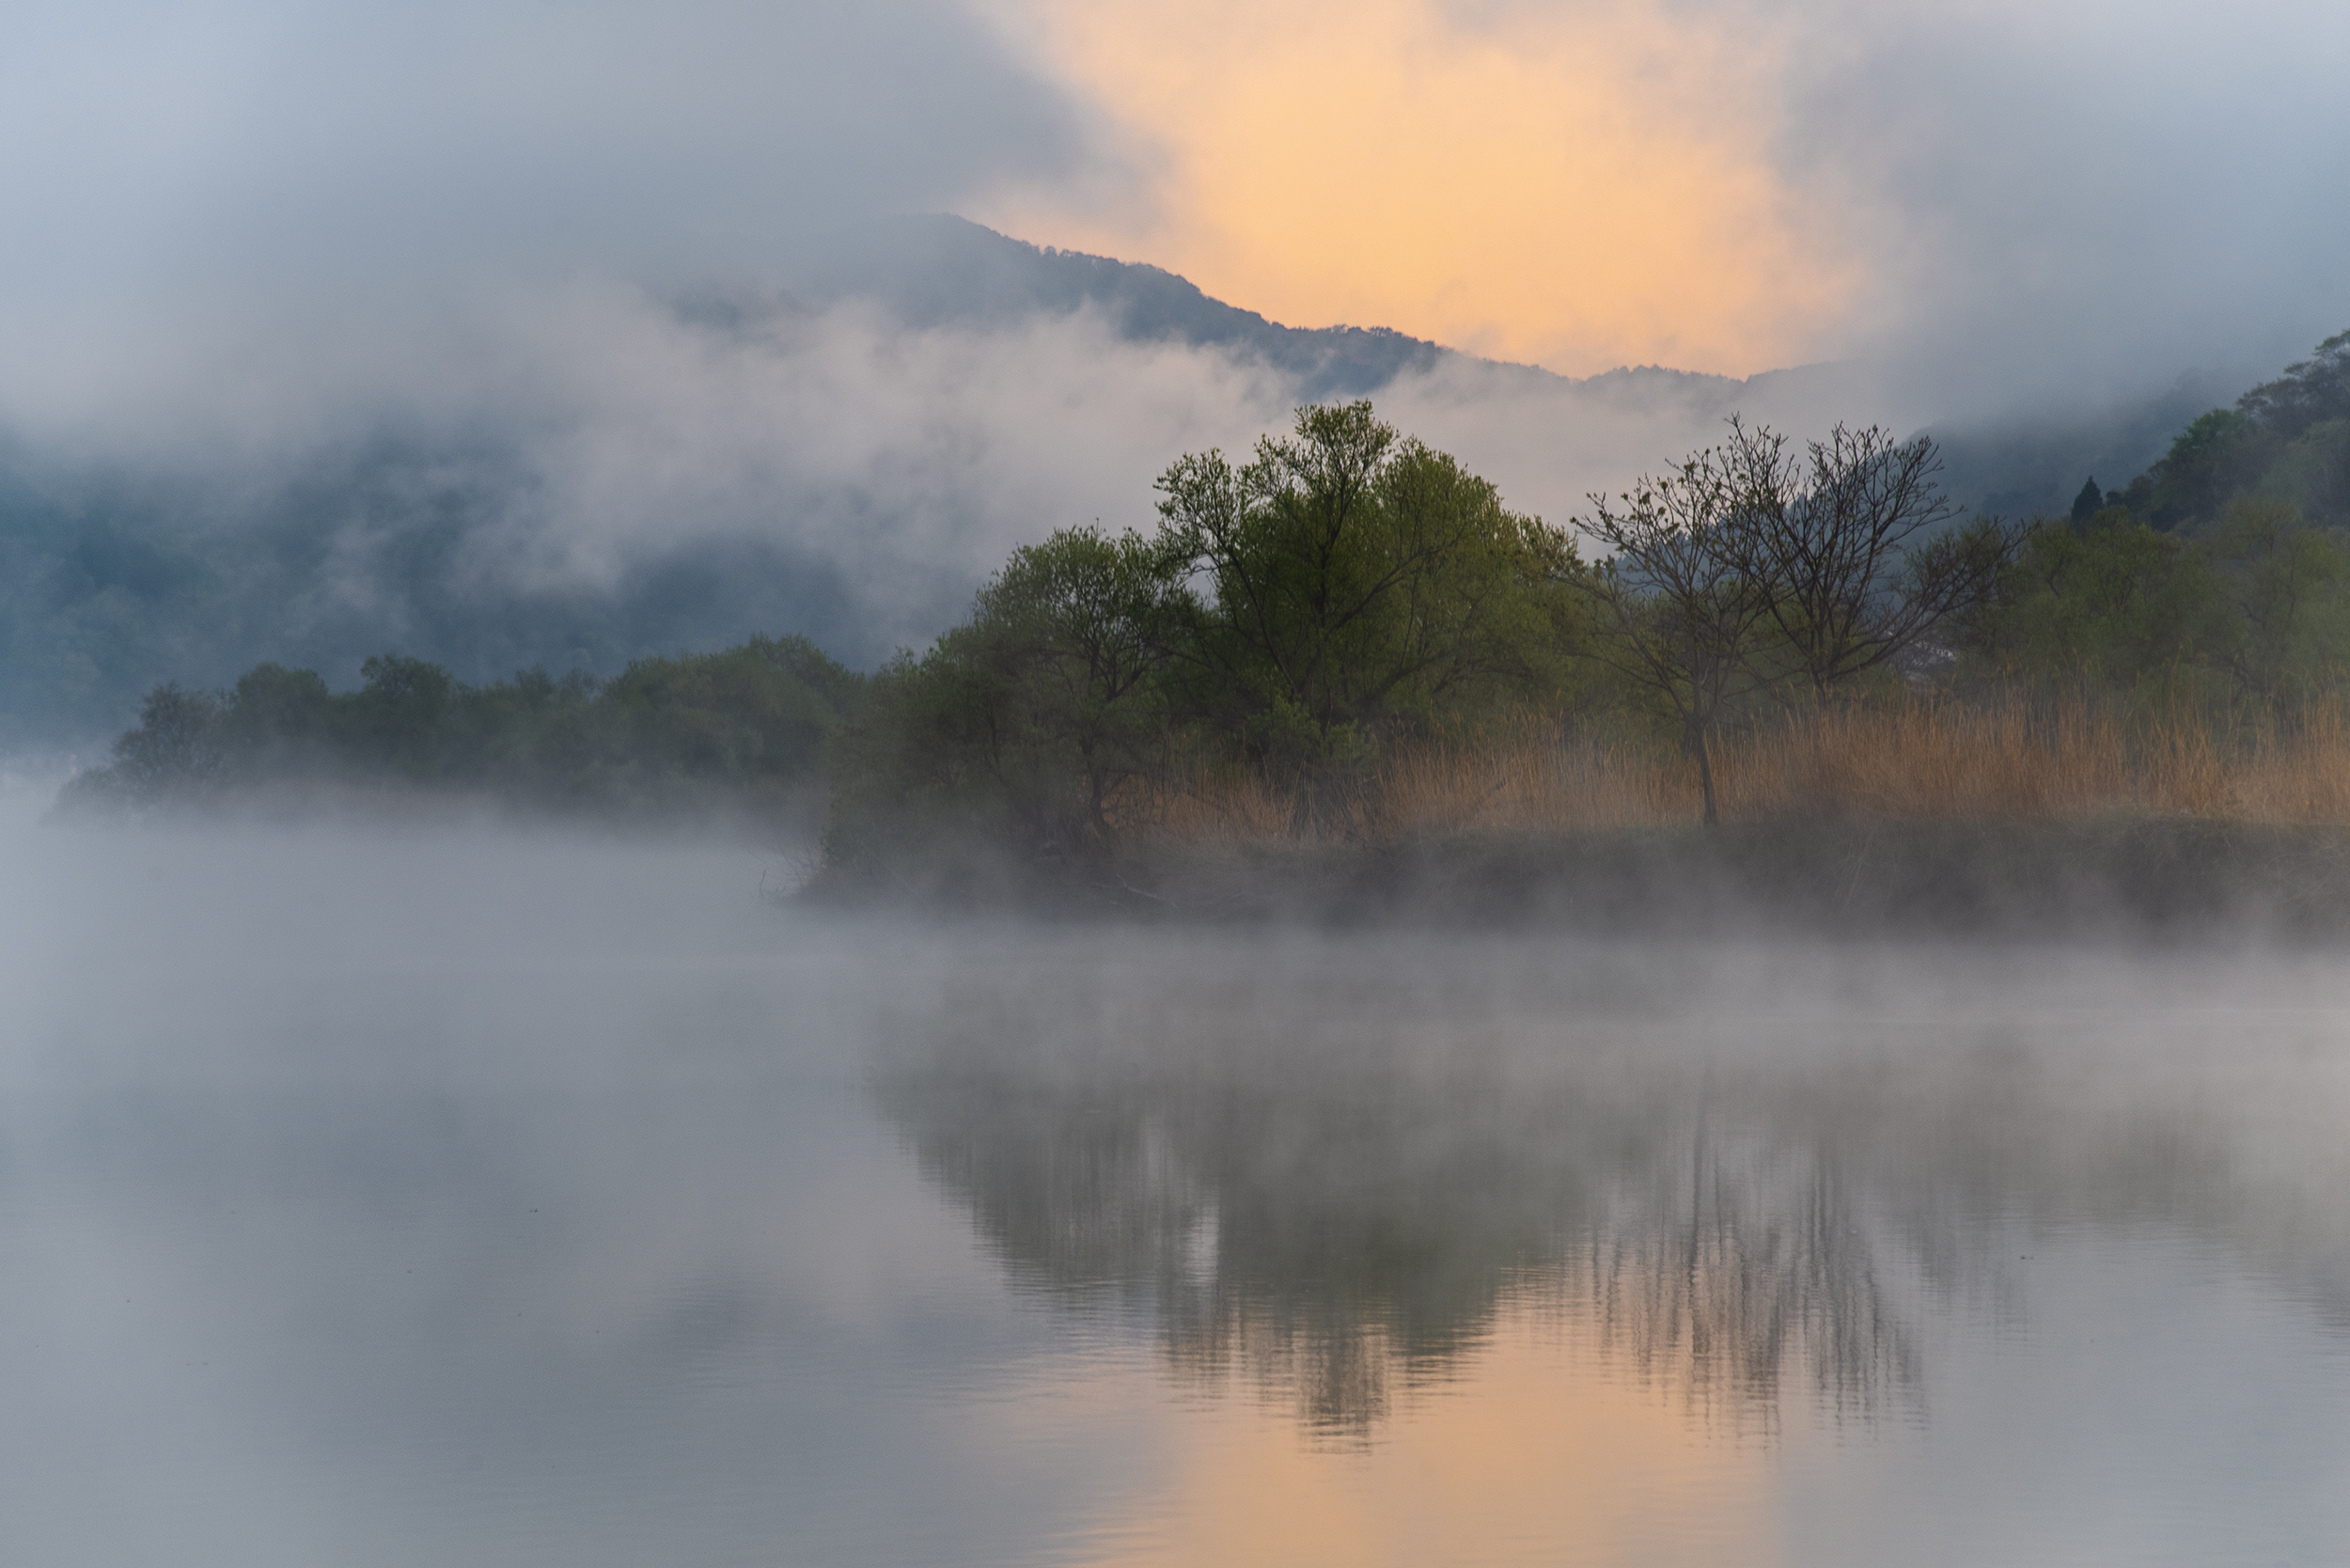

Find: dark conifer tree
<box><xmin>2070</xmin><ymin>477</ymin><xmax>2104</xmax><ymax>525</ymax></box>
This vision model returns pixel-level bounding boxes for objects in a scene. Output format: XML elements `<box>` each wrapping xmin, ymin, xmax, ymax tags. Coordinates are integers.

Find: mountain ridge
<box><xmin>753</xmin><ymin>215</ymin><xmax>2224</xmax><ymax>525</ymax></box>
<box><xmin>746</xmin><ymin>212</ymin><xmax>1808</xmax><ymax>404</ymax></box>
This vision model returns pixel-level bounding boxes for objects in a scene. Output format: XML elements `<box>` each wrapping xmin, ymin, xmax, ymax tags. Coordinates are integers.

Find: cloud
<box><xmin>0</xmin><ymin>283</ymin><xmax>1300</xmax><ymax>728</ymax></box>
<box><xmin>0</xmin><ymin>0</ymin><xmax>1108</xmax><ymax>331</ymax></box>
<box><xmin>1</xmin><ymin>266</ymin><xmax>1877</xmax><ymax>651</ymax></box>
<box><xmin>9</xmin><ymin>0</ymin><xmax>2345</xmax><ymax>416</ymax></box>
<box><xmin>976</xmin><ymin>0</ymin><xmax>2350</xmax><ymax>406</ymax></box>
<box><xmin>1374</xmin><ymin>355</ymin><xmax>1904</xmax><ymax>533</ymax></box>
<box><xmin>1766</xmin><ymin>0</ymin><xmax>2350</xmax><ymax>413</ymax></box>
<box><xmin>971</xmin><ymin>0</ymin><xmax>1855</xmax><ymax>379</ymax></box>
<box><xmin>445</xmin><ymin>288</ymin><xmax>1296</xmax><ymax>629</ymax></box>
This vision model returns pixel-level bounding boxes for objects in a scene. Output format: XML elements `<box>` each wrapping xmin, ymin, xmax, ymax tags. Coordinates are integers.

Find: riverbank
<box><xmin>802</xmin><ymin>816</ymin><xmax>2350</xmax><ymax>939</ymax></box>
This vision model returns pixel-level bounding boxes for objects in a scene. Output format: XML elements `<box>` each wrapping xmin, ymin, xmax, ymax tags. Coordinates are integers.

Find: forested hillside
<box><xmin>2080</xmin><ymin>332</ymin><xmax>2349</xmax><ymax>535</ymax></box>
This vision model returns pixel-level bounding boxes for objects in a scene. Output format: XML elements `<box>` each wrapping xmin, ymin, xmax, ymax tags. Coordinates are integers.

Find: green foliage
<box><xmin>348</xmin><ymin>654</ymin><xmax>459</xmax><ymax>776</ymax></box>
<box><xmin>60</xmin><ymin>635</ymin><xmax>863</xmax><ymax>820</ymax></box>
<box><xmin>2205</xmin><ymin>496</ymin><xmax>2348</xmax><ymax>702</ymax></box>
<box><xmin>838</xmin><ymin>370</ymin><xmax>2350</xmax><ymax>872</ymax></box>
<box><xmin>829</xmin><ymin>402</ymin><xmax>1594</xmax><ymax>866</ymax></box>
<box><xmin>830</xmin><ymin>530</ymin><xmax>1191</xmax><ymax>861</ymax></box>
<box><xmin>1961</xmin><ymin>509</ymin><xmax>2223</xmax><ymax>695</ymax></box>
<box><xmin>2086</xmin><ymin>330</ymin><xmax>2350</xmax><ymax>538</ymax></box>
<box><xmin>114</xmin><ymin>683</ymin><xmax>229</xmax><ymax>799</ymax></box>
<box><xmin>64</xmin><ymin>331</ymin><xmax>2350</xmax><ymax>868</ymax></box>
<box><xmin>1954</xmin><ymin>500</ymin><xmax>2342</xmax><ymax>713</ymax></box>
<box><xmin>599</xmin><ymin>635</ymin><xmax>863</xmax><ymax>797</ymax></box>
<box><xmin>1158</xmin><ymin>403</ymin><xmax>1590</xmax><ymax>784</ymax></box>
<box><xmin>2144</xmin><ymin>410</ymin><xmax>2273</xmax><ymax>531</ymax></box>
<box><xmin>2266</xmin><ymin>418</ymin><xmax>2350</xmax><ymax>525</ymax></box>
<box><xmin>2235</xmin><ymin>330</ymin><xmax>2350</xmax><ymax>440</ymax></box>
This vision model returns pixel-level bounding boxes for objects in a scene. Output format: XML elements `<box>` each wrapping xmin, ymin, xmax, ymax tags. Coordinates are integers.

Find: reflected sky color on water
<box><xmin>3</xmin><ymin>813</ymin><xmax>2348</xmax><ymax>1566</ymax></box>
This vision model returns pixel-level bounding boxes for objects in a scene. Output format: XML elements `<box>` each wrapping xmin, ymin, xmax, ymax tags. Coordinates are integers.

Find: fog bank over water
<box><xmin>5</xmin><ymin>811</ymin><xmax>2350</xmax><ymax>1563</ymax></box>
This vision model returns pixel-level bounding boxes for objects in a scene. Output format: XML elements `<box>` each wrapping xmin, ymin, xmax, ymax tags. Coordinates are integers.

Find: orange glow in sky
<box><xmin>973</xmin><ymin>0</ymin><xmax>1856</xmax><ymax>378</ymax></box>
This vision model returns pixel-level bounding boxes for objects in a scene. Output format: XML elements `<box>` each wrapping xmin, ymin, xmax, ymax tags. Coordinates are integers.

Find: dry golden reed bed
<box><xmin>1135</xmin><ymin>702</ymin><xmax>2350</xmax><ymax>845</ymax></box>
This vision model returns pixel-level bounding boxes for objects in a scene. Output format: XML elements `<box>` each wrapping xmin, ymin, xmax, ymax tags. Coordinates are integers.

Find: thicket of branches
<box><xmin>1581</xmin><ymin>418</ymin><xmax>2020</xmax><ymax>823</ymax></box>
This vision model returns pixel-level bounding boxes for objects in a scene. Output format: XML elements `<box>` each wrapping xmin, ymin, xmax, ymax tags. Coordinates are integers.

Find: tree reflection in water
<box><xmin>871</xmin><ymin>936</ymin><xmax>2350</xmax><ymax>1443</ymax></box>
<box><xmin>877</xmin><ymin>1040</ymin><xmax>1921</xmax><ymax>1438</ymax></box>
<box><xmin>1576</xmin><ymin>1120</ymin><xmax>1919</xmax><ymax>1435</ymax></box>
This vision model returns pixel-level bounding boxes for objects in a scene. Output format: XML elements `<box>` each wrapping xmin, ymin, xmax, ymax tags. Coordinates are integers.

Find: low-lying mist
<box><xmin>8</xmin><ymin>804</ymin><xmax>2348</xmax><ymax>1563</ymax></box>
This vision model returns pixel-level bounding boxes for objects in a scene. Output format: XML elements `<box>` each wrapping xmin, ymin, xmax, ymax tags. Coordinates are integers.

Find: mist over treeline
<box><xmin>0</xmin><ymin>219</ymin><xmax>2293</xmax><ymax>753</ymax></box>
<box><xmin>812</xmin><ymin>330</ymin><xmax>2350</xmax><ymax>878</ymax></box>
<box><xmin>56</xmin><ymin>635</ymin><xmax>858</xmax><ymax>826</ymax></box>
<box><xmin>64</xmin><ymin>329</ymin><xmax>2350</xmax><ymax>901</ymax></box>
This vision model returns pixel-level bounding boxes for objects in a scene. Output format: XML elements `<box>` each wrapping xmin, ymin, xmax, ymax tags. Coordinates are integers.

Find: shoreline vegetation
<box><xmin>55</xmin><ymin>332</ymin><xmax>2350</xmax><ymax>933</ymax></box>
<box><xmin>52</xmin><ymin>634</ymin><xmax>861</xmax><ymax>835</ymax></box>
<box><xmin>804</xmin><ymin>698</ymin><xmax>2350</xmax><ymax>936</ymax></box>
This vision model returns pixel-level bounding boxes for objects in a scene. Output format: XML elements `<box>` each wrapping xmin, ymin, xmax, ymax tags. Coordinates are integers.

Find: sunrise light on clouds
<box><xmin>973</xmin><ymin>0</ymin><xmax>1857</xmax><ymax>377</ymax></box>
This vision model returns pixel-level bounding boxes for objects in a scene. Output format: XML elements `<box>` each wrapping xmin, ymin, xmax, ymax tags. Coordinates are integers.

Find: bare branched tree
<box><xmin>1717</xmin><ymin>420</ymin><xmax>2018</xmax><ymax>700</ymax></box>
<box><xmin>1580</xmin><ymin>419</ymin><xmax>2021</xmax><ymax>825</ymax></box>
<box><xmin>1579</xmin><ymin>432</ymin><xmax>1785</xmax><ymax>824</ymax></box>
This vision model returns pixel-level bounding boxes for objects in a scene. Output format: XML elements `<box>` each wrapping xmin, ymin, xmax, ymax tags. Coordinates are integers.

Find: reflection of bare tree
<box><xmin>1575</xmin><ymin>1119</ymin><xmax>1921</xmax><ymax>1434</ymax></box>
<box><xmin>877</xmin><ymin>1057</ymin><xmax>1924</xmax><ymax>1438</ymax></box>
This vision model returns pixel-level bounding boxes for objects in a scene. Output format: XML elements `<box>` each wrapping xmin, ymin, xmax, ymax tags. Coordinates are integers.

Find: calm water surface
<box><xmin>4</xmin><ymin>809</ymin><xmax>2348</xmax><ymax>1565</ymax></box>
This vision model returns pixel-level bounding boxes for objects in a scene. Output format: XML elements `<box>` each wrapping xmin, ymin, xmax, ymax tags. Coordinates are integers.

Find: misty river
<box><xmin>5</xmin><ymin>799</ymin><xmax>2348</xmax><ymax>1566</ymax></box>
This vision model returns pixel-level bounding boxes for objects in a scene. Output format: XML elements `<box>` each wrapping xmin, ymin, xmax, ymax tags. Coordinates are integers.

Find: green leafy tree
<box><xmin>1156</xmin><ymin>402</ymin><xmax>1586</xmax><ymax>802</ymax></box>
<box><xmin>601</xmin><ymin>634</ymin><xmax>859</xmax><ymax>796</ymax></box>
<box><xmin>968</xmin><ymin>527</ymin><xmax>1189</xmax><ymax>836</ymax></box>
<box><xmin>220</xmin><ymin>663</ymin><xmax>334</xmax><ymax>775</ymax></box>
<box><xmin>2264</xmin><ymin>418</ymin><xmax>2350</xmax><ymax>528</ymax></box>
<box><xmin>828</xmin><ymin>401</ymin><xmax>1590</xmax><ymax>860</ymax></box>
<box><xmin>341</xmin><ymin>654</ymin><xmax>458</xmax><ymax>778</ymax></box>
<box><xmin>109</xmin><ymin>682</ymin><xmax>227</xmax><ymax>804</ymax></box>
<box><xmin>2145</xmin><ymin>410</ymin><xmax>2273</xmax><ymax>532</ymax></box>
<box><xmin>830</xmin><ymin>527</ymin><xmax>1190</xmax><ymax>862</ymax></box>
<box><xmin>1959</xmin><ymin>510</ymin><xmax>2231</xmax><ymax>698</ymax></box>
<box><xmin>58</xmin><ymin>635</ymin><xmax>865</xmax><ymax>822</ymax></box>
<box><xmin>2205</xmin><ymin>495</ymin><xmax>2348</xmax><ymax>702</ymax></box>
<box><xmin>2237</xmin><ymin>330</ymin><xmax>2350</xmax><ymax>439</ymax></box>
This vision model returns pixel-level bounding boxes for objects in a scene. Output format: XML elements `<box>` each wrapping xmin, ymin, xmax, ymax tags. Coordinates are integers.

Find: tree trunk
<box><xmin>1692</xmin><ymin>724</ymin><xmax>1719</xmax><ymax>827</ymax></box>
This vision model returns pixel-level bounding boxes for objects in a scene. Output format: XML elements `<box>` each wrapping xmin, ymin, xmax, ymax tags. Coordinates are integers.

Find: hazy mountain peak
<box><xmin>737</xmin><ymin>214</ymin><xmax>1452</xmax><ymax>400</ymax></box>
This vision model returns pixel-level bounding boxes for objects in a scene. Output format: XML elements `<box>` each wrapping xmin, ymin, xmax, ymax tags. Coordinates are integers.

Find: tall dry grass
<box><xmin>1125</xmin><ymin>700</ymin><xmax>2350</xmax><ymax>845</ymax></box>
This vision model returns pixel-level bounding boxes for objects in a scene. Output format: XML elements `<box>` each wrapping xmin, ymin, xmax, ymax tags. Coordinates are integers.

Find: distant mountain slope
<box><xmin>1924</xmin><ymin>372</ymin><xmax>2251</xmax><ymax>522</ymax></box>
<box><xmin>762</xmin><ymin>213</ymin><xmax>1449</xmax><ymax>401</ymax></box>
<box><xmin>0</xmin><ymin>440</ymin><xmax>877</xmax><ymax>752</ymax></box>
<box><xmin>755</xmin><ymin>216</ymin><xmax>2138</xmax><ymax>519</ymax></box>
